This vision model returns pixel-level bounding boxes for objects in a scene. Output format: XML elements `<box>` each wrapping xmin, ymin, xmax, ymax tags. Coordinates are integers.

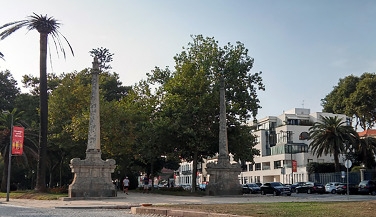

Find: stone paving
<box><xmin>1</xmin><ymin>191</ymin><xmax>375</xmax><ymax>216</ymax></box>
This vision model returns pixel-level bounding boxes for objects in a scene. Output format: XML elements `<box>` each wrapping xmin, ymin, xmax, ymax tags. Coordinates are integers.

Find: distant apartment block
<box><xmin>241</xmin><ymin>108</ymin><xmax>350</xmax><ymax>184</ymax></box>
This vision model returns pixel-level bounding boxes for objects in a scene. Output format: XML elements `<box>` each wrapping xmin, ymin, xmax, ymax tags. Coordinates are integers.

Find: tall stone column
<box><xmin>68</xmin><ymin>57</ymin><xmax>116</xmax><ymax>198</ymax></box>
<box><xmin>218</xmin><ymin>77</ymin><xmax>229</xmax><ymax>164</ymax></box>
<box><xmin>206</xmin><ymin>76</ymin><xmax>242</xmax><ymax>196</ymax></box>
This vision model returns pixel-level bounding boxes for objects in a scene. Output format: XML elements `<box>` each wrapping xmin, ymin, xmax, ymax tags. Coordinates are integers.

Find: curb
<box><xmin>55</xmin><ymin>205</ymin><xmax>135</xmax><ymax>209</ymax></box>
<box><xmin>131</xmin><ymin>206</ymin><xmax>250</xmax><ymax>217</ymax></box>
<box><xmin>60</xmin><ymin>197</ymin><xmax>125</xmax><ymax>201</ymax></box>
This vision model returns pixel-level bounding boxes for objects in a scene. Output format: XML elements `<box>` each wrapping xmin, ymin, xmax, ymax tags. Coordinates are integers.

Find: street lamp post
<box><xmin>2</xmin><ymin>110</ymin><xmax>13</xmax><ymax>202</ymax></box>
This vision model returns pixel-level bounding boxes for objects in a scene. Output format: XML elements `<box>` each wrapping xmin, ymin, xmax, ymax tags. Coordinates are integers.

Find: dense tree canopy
<box><xmin>322</xmin><ymin>72</ymin><xmax>376</xmax><ymax>130</ymax></box>
<box><xmin>0</xmin><ymin>70</ymin><xmax>20</xmax><ymax>111</ymax></box>
<box><xmin>148</xmin><ymin>35</ymin><xmax>264</xmax><ymax>190</ymax></box>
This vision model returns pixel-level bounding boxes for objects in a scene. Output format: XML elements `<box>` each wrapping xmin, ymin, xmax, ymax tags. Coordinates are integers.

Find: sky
<box><xmin>1</xmin><ymin>0</ymin><xmax>376</xmax><ymax>120</ymax></box>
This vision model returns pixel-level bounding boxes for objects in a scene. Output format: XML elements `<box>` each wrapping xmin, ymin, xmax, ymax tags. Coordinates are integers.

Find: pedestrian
<box><xmin>143</xmin><ymin>175</ymin><xmax>149</xmax><ymax>193</ymax></box>
<box><xmin>123</xmin><ymin>176</ymin><xmax>130</xmax><ymax>194</ymax></box>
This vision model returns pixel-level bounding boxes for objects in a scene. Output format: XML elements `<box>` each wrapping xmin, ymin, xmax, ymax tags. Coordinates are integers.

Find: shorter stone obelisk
<box><xmin>68</xmin><ymin>57</ymin><xmax>116</xmax><ymax>198</ymax></box>
<box><xmin>206</xmin><ymin>77</ymin><xmax>242</xmax><ymax>196</ymax></box>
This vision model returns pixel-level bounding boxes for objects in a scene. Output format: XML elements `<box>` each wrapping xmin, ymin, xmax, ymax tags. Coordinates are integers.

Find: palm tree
<box><xmin>0</xmin><ymin>51</ymin><xmax>4</xmax><ymax>60</ymax></box>
<box><xmin>309</xmin><ymin>116</ymin><xmax>359</xmax><ymax>172</ymax></box>
<box><xmin>0</xmin><ymin>13</ymin><xmax>74</xmax><ymax>192</ymax></box>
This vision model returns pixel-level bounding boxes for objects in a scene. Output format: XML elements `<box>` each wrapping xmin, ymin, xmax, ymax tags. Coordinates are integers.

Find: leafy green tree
<box><xmin>345</xmin><ymin>73</ymin><xmax>376</xmax><ymax>130</ymax></box>
<box><xmin>321</xmin><ymin>75</ymin><xmax>359</xmax><ymax>114</ymax></box>
<box><xmin>322</xmin><ymin>73</ymin><xmax>376</xmax><ymax>130</ymax></box>
<box><xmin>118</xmin><ymin>80</ymin><xmax>166</xmax><ymax>183</ymax></box>
<box><xmin>13</xmin><ymin>93</ymin><xmax>39</xmax><ymax>128</ymax></box>
<box><xmin>309</xmin><ymin>116</ymin><xmax>359</xmax><ymax>172</ymax></box>
<box><xmin>48</xmin><ymin>69</ymin><xmax>131</xmax><ymax>186</ymax></box>
<box><xmin>21</xmin><ymin>73</ymin><xmax>62</xmax><ymax>96</ymax></box>
<box><xmin>149</xmin><ymin>35</ymin><xmax>264</xmax><ymax>191</ymax></box>
<box><xmin>0</xmin><ymin>70</ymin><xmax>20</xmax><ymax>112</ymax></box>
<box><xmin>0</xmin><ymin>13</ymin><xmax>74</xmax><ymax>192</ymax></box>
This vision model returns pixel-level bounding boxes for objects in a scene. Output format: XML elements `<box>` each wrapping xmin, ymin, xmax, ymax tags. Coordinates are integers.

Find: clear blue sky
<box><xmin>1</xmin><ymin>0</ymin><xmax>375</xmax><ymax>120</ymax></box>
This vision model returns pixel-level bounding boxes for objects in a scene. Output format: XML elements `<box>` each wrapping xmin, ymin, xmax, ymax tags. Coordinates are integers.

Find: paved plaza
<box><xmin>0</xmin><ymin>191</ymin><xmax>375</xmax><ymax>216</ymax></box>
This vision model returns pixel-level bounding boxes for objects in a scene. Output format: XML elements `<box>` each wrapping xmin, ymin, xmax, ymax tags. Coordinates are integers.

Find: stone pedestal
<box><xmin>206</xmin><ymin>156</ymin><xmax>242</xmax><ymax>196</ymax></box>
<box><xmin>69</xmin><ymin>150</ymin><xmax>116</xmax><ymax>197</ymax></box>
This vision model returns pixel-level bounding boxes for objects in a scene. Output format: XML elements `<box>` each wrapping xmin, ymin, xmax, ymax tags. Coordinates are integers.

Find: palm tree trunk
<box><xmin>334</xmin><ymin>150</ymin><xmax>341</xmax><ymax>172</ymax></box>
<box><xmin>35</xmin><ymin>32</ymin><xmax>48</xmax><ymax>192</ymax></box>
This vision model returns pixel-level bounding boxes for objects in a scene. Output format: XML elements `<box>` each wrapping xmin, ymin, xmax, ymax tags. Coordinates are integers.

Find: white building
<box><xmin>240</xmin><ymin>108</ymin><xmax>350</xmax><ymax>184</ymax></box>
<box><xmin>174</xmin><ymin>108</ymin><xmax>351</xmax><ymax>187</ymax></box>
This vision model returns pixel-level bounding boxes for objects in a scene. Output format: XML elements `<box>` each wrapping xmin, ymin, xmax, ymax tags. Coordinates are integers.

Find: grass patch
<box><xmin>0</xmin><ymin>190</ymin><xmax>67</xmax><ymax>200</ymax></box>
<box><xmin>158</xmin><ymin>201</ymin><xmax>376</xmax><ymax>217</ymax></box>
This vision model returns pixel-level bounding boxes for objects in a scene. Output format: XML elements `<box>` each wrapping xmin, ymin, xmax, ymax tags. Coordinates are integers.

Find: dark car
<box><xmin>290</xmin><ymin>182</ymin><xmax>306</xmax><ymax>193</ymax></box>
<box><xmin>336</xmin><ymin>183</ymin><xmax>358</xmax><ymax>195</ymax></box>
<box><xmin>358</xmin><ymin>180</ymin><xmax>376</xmax><ymax>195</ymax></box>
<box><xmin>242</xmin><ymin>183</ymin><xmax>261</xmax><ymax>194</ymax></box>
<box><xmin>260</xmin><ymin>182</ymin><xmax>291</xmax><ymax>196</ymax></box>
<box><xmin>295</xmin><ymin>182</ymin><xmax>325</xmax><ymax>194</ymax></box>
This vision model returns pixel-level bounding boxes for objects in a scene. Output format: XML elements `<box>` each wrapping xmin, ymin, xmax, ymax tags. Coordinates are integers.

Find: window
<box><xmin>307</xmin><ymin>159</ymin><xmax>313</xmax><ymax>164</ymax></box>
<box><xmin>262</xmin><ymin>162</ymin><xmax>271</xmax><ymax>170</ymax></box>
<box><xmin>248</xmin><ymin>164</ymin><xmax>253</xmax><ymax>171</ymax></box>
<box><xmin>255</xmin><ymin>163</ymin><xmax>261</xmax><ymax>171</ymax></box>
<box><xmin>274</xmin><ymin>160</ymin><xmax>281</xmax><ymax>169</ymax></box>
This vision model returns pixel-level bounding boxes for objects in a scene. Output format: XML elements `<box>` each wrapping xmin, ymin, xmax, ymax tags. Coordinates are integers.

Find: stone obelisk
<box><xmin>68</xmin><ymin>57</ymin><xmax>116</xmax><ymax>198</ymax></box>
<box><xmin>206</xmin><ymin>77</ymin><xmax>242</xmax><ymax>195</ymax></box>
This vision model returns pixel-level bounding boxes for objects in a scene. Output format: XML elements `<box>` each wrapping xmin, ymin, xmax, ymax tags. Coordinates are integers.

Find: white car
<box><xmin>325</xmin><ymin>182</ymin><xmax>341</xmax><ymax>194</ymax></box>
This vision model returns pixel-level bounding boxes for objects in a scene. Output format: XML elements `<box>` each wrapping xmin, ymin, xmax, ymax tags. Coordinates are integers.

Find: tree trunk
<box><xmin>0</xmin><ymin>151</ymin><xmax>8</xmax><ymax>192</ymax></box>
<box><xmin>191</xmin><ymin>149</ymin><xmax>198</xmax><ymax>193</ymax></box>
<box><xmin>334</xmin><ymin>150</ymin><xmax>340</xmax><ymax>172</ymax></box>
<box><xmin>35</xmin><ymin>32</ymin><xmax>48</xmax><ymax>192</ymax></box>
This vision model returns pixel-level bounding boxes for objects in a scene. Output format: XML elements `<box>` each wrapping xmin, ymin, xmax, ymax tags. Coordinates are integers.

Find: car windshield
<box><xmin>270</xmin><ymin>182</ymin><xmax>282</xmax><ymax>187</ymax></box>
<box><xmin>248</xmin><ymin>184</ymin><xmax>257</xmax><ymax>187</ymax></box>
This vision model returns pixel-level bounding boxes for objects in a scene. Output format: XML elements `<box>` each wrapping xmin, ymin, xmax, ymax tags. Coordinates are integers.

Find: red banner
<box><xmin>11</xmin><ymin>126</ymin><xmax>24</xmax><ymax>155</ymax></box>
<box><xmin>292</xmin><ymin>160</ymin><xmax>297</xmax><ymax>173</ymax></box>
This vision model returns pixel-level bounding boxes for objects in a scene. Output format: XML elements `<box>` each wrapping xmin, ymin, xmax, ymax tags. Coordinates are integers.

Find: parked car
<box><xmin>325</xmin><ymin>182</ymin><xmax>341</xmax><ymax>194</ymax></box>
<box><xmin>336</xmin><ymin>183</ymin><xmax>358</xmax><ymax>195</ymax></box>
<box><xmin>290</xmin><ymin>182</ymin><xmax>305</xmax><ymax>193</ymax></box>
<box><xmin>295</xmin><ymin>182</ymin><xmax>325</xmax><ymax>194</ymax></box>
<box><xmin>260</xmin><ymin>182</ymin><xmax>291</xmax><ymax>196</ymax></box>
<box><xmin>242</xmin><ymin>183</ymin><xmax>261</xmax><ymax>194</ymax></box>
<box><xmin>358</xmin><ymin>180</ymin><xmax>376</xmax><ymax>195</ymax></box>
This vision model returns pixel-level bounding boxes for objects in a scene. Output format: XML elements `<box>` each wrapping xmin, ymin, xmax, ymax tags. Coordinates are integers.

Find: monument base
<box><xmin>206</xmin><ymin>156</ymin><xmax>242</xmax><ymax>196</ymax></box>
<box><xmin>68</xmin><ymin>150</ymin><xmax>116</xmax><ymax>198</ymax></box>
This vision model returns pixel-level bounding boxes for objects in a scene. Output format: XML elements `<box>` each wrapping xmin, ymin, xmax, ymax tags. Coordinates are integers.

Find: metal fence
<box><xmin>308</xmin><ymin>170</ymin><xmax>376</xmax><ymax>184</ymax></box>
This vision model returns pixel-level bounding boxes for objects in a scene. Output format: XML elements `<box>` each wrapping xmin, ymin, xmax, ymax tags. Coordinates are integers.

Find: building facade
<box><xmin>240</xmin><ymin>108</ymin><xmax>350</xmax><ymax>184</ymax></box>
<box><xmin>174</xmin><ymin>108</ymin><xmax>351</xmax><ymax>187</ymax></box>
